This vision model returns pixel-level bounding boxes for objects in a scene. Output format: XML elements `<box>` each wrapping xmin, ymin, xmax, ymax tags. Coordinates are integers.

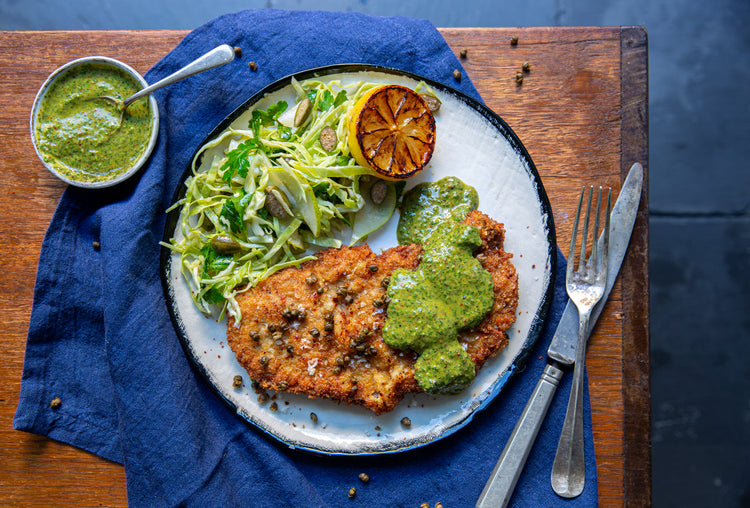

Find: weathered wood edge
<box><xmin>619</xmin><ymin>25</ymin><xmax>652</xmax><ymax>507</ymax></box>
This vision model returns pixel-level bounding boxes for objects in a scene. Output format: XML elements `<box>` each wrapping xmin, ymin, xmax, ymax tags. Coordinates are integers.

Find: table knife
<box><xmin>476</xmin><ymin>162</ymin><xmax>643</xmax><ymax>508</ymax></box>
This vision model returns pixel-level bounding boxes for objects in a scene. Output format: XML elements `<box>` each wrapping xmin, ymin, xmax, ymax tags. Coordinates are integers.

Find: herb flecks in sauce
<box><xmin>384</xmin><ymin>177</ymin><xmax>494</xmax><ymax>394</ymax></box>
<box><xmin>35</xmin><ymin>62</ymin><xmax>153</xmax><ymax>183</ymax></box>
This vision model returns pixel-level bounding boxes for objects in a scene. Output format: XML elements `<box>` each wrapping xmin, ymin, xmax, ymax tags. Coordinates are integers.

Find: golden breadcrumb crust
<box><xmin>226</xmin><ymin>210</ymin><xmax>518</xmax><ymax>414</ymax></box>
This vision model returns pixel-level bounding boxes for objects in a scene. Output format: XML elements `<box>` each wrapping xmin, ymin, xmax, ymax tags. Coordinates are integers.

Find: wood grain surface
<box><xmin>0</xmin><ymin>27</ymin><xmax>649</xmax><ymax>506</ymax></box>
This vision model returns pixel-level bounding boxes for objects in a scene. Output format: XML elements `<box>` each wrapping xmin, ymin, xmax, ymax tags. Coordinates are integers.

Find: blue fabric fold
<box><xmin>15</xmin><ymin>9</ymin><xmax>597</xmax><ymax>506</ymax></box>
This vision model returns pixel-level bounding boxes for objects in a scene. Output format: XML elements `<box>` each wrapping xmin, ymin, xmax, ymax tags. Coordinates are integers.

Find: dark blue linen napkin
<box><xmin>15</xmin><ymin>9</ymin><xmax>597</xmax><ymax>507</ymax></box>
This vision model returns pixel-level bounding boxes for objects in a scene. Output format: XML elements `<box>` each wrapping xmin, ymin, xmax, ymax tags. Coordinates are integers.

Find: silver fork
<box><xmin>550</xmin><ymin>185</ymin><xmax>611</xmax><ymax>498</ymax></box>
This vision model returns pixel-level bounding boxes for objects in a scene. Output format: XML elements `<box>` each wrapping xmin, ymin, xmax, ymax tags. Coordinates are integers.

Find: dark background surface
<box><xmin>2</xmin><ymin>1</ymin><xmax>749</xmax><ymax>506</ymax></box>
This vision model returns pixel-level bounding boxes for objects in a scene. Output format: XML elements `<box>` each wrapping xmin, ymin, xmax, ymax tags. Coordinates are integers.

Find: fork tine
<box><xmin>590</xmin><ymin>186</ymin><xmax>602</xmax><ymax>271</ymax></box>
<box><xmin>578</xmin><ymin>186</ymin><xmax>593</xmax><ymax>272</ymax></box>
<box><xmin>567</xmin><ymin>187</ymin><xmax>585</xmax><ymax>280</ymax></box>
<box><xmin>600</xmin><ymin>187</ymin><xmax>612</xmax><ymax>274</ymax></box>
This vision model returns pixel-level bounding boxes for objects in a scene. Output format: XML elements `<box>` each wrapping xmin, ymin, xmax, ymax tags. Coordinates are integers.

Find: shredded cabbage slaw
<box><xmin>162</xmin><ymin>77</ymin><xmax>405</xmax><ymax>321</ymax></box>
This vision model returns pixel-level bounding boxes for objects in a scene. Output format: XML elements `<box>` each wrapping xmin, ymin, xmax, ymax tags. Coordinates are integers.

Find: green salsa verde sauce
<box><xmin>34</xmin><ymin>62</ymin><xmax>154</xmax><ymax>183</ymax></box>
<box><xmin>383</xmin><ymin>177</ymin><xmax>494</xmax><ymax>394</ymax></box>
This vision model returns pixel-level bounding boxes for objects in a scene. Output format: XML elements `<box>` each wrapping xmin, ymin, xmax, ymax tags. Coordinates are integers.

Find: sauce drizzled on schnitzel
<box><xmin>384</xmin><ymin>177</ymin><xmax>494</xmax><ymax>394</ymax></box>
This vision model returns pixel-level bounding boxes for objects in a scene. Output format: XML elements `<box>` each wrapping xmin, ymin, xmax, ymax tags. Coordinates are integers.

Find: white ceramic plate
<box><xmin>160</xmin><ymin>65</ymin><xmax>556</xmax><ymax>455</ymax></box>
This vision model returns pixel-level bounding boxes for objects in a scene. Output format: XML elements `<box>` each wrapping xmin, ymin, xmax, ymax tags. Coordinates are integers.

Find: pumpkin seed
<box><xmin>294</xmin><ymin>97</ymin><xmax>312</xmax><ymax>127</ymax></box>
<box><xmin>370</xmin><ymin>179</ymin><xmax>388</xmax><ymax>204</ymax></box>
<box><xmin>264</xmin><ymin>186</ymin><xmax>290</xmax><ymax>219</ymax></box>
<box><xmin>419</xmin><ymin>93</ymin><xmax>442</xmax><ymax>113</ymax></box>
<box><xmin>211</xmin><ymin>235</ymin><xmax>242</xmax><ymax>254</ymax></box>
<box><xmin>319</xmin><ymin>125</ymin><xmax>338</xmax><ymax>152</ymax></box>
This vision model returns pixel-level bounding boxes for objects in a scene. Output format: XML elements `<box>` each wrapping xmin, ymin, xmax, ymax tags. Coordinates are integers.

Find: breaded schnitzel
<box><xmin>226</xmin><ymin>210</ymin><xmax>518</xmax><ymax>414</ymax></box>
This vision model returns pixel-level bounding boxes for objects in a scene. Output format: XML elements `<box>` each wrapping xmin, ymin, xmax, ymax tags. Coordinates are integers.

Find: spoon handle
<box><xmin>123</xmin><ymin>44</ymin><xmax>235</xmax><ymax>107</ymax></box>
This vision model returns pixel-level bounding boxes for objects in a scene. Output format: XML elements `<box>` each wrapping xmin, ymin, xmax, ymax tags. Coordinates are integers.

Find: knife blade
<box><xmin>476</xmin><ymin>162</ymin><xmax>643</xmax><ymax>508</ymax></box>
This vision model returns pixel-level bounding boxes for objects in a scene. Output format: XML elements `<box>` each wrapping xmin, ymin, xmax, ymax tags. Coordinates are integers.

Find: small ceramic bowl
<box><xmin>30</xmin><ymin>56</ymin><xmax>160</xmax><ymax>189</ymax></box>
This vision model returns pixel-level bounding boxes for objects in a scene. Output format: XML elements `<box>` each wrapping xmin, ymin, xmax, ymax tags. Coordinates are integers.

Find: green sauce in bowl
<box><xmin>31</xmin><ymin>57</ymin><xmax>159</xmax><ymax>188</ymax></box>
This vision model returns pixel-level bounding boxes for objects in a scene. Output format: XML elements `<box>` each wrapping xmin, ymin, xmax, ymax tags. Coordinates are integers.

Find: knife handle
<box><xmin>476</xmin><ymin>364</ymin><xmax>564</xmax><ymax>508</ymax></box>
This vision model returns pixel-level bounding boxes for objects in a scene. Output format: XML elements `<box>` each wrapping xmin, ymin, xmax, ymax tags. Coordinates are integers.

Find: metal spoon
<box><xmin>89</xmin><ymin>44</ymin><xmax>235</xmax><ymax>118</ymax></box>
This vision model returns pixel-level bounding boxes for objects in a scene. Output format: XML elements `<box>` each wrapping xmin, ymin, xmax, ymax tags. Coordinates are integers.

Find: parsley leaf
<box><xmin>267</xmin><ymin>100</ymin><xmax>288</xmax><ymax>121</ymax></box>
<box><xmin>313</xmin><ymin>181</ymin><xmax>343</xmax><ymax>205</ymax></box>
<box><xmin>201</xmin><ymin>244</ymin><xmax>232</xmax><ymax>277</ymax></box>
<box><xmin>203</xmin><ymin>287</ymin><xmax>226</xmax><ymax>304</ymax></box>
<box><xmin>219</xmin><ymin>191</ymin><xmax>253</xmax><ymax>234</ymax></box>
<box><xmin>278</xmin><ymin>124</ymin><xmax>295</xmax><ymax>141</ymax></box>
<box><xmin>220</xmin><ymin>199</ymin><xmax>244</xmax><ymax>234</ymax></box>
<box><xmin>318</xmin><ymin>89</ymin><xmax>348</xmax><ymax>111</ymax></box>
<box><xmin>313</xmin><ymin>181</ymin><xmax>331</xmax><ymax>198</ymax></box>
<box><xmin>333</xmin><ymin>90</ymin><xmax>348</xmax><ymax>108</ymax></box>
<box><xmin>247</xmin><ymin>100</ymin><xmax>289</xmax><ymax>155</ymax></box>
<box><xmin>221</xmin><ymin>139</ymin><xmax>259</xmax><ymax>182</ymax></box>
<box><xmin>257</xmin><ymin>207</ymin><xmax>271</xmax><ymax>221</ymax></box>
<box><xmin>250</xmin><ymin>100</ymin><xmax>288</xmax><ymax>128</ymax></box>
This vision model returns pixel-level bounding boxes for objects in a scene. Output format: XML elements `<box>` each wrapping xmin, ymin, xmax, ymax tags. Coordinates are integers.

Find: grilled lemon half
<box><xmin>347</xmin><ymin>84</ymin><xmax>436</xmax><ymax>180</ymax></box>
